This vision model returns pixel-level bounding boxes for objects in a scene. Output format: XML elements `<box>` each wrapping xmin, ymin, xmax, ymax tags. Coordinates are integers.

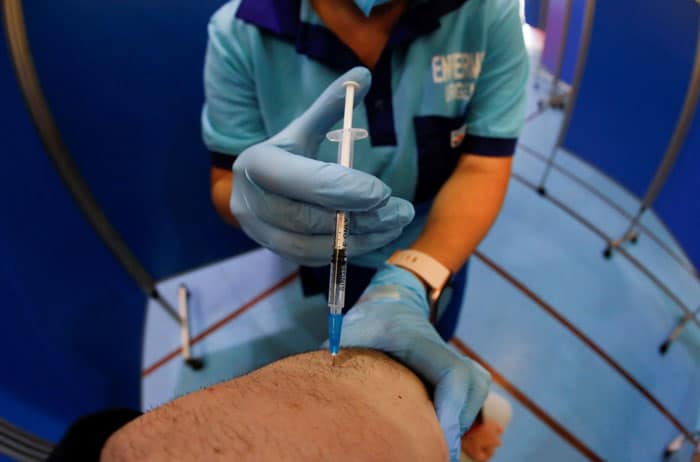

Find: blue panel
<box><xmin>540</xmin><ymin>0</ymin><xmax>587</xmax><ymax>84</ymax></box>
<box><xmin>541</xmin><ymin>0</ymin><xmax>568</xmax><ymax>76</ymax></box>
<box><xmin>22</xmin><ymin>0</ymin><xmax>256</xmax><ymax>280</ymax></box>
<box><xmin>560</xmin><ymin>0</ymin><xmax>586</xmax><ymax>84</ymax></box>
<box><xmin>654</xmin><ymin>109</ymin><xmax>700</xmax><ymax>270</ymax></box>
<box><xmin>564</xmin><ymin>0</ymin><xmax>699</xmax><ymax>197</ymax></box>
<box><xmin>1</xmin><ymin>26</ymin><xmax>143</xmax><ymax>441</ymax></box>
<box><xmin>525</xmin><ymin>0</ymin><xmax>542</xmax><ymax>27</ymax></box>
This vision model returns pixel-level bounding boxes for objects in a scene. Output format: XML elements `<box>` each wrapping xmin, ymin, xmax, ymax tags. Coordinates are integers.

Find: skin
<box><xmin>210</xmin><ymin>0</ymin><xmax>513</xmax><ymax>273</ymax></box>
<box><xmin>461</xmin><ymin>420</ymin><xmax>504</xmax><ymax>462</ymax></box>
<box><xmin>101</xmin><ymin>349</ymin><xmax>448</xmax><ymax>461</ymax></box>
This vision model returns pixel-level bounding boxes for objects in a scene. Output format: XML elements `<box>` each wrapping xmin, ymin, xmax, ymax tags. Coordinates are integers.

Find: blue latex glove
<box><xmin>231</xmin><ymin>67</ymin><xmax>415</xmax><ymax>266</ymax></box>
<box><xmin>335</xmin><ymin>264</ymin><xmax>491</xmax><ymax>461</ymax></box>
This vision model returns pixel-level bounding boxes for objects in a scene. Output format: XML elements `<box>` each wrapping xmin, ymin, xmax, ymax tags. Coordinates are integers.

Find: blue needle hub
<box><xmin>328</xmin><ymin>313</ymin><xmax>344</xmax><ymax>356</ymax></box>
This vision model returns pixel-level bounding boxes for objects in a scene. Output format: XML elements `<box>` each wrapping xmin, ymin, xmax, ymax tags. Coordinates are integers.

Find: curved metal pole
<box><xmin>659</xmin><ymin>305</ymin><xmax>700</xmax><ymax>355</ymax></box>
<box><xmin>539</xmin><ymin>0</ymin><xmax>550</xmax><ymax>30</ymax></box>
<box><xmin>2</xmin><ymin>0</ymin><xmax>179</xmax><ymax>323</ymax></box>
<box><xmin>606</xmin><ymin>20</ymin><xmax>700</xmax><ymax>254</ymax></box>
<box><xmin>534</xmin><ymin>0</ymin><xmax>571</xmax><ymax>101</ymax></box>
<box><xmin>538</xmin><ymin>0</ymin><xmax>596</xmax><ymax>192</ymax></box>
<box><xmin>549</xmin><ymin>0</ymin><xmax>571</xmax><ymax>100</ymax></box>
<box><xmin>0</xmin><ymin>417</ymin><xmax>52</xmax><ymax>461</ymax></box>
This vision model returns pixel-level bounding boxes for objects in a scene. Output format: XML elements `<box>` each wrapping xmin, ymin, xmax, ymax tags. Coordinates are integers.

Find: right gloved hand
<box><xmin>230</xmin><ymin>67</ymin><xmax>414</xmax><ymax>267</ymax></box>
<box><xmin>328</xmin><ymin>264</ymin><xmax>492</xmax><ymax>462</ymax></box>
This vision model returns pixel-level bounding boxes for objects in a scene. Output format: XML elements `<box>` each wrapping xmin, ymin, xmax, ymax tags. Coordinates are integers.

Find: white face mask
<box><xmin>353</xmin><ymin>0</ymin><xmax>393</xmax><ymax>16</ymax></box>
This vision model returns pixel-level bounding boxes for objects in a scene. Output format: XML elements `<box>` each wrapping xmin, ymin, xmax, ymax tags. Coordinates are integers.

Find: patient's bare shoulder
<box><xmin>102</xmin><ymin>349</ymin><xmax>447</xmax><ymax>462</ymax></box>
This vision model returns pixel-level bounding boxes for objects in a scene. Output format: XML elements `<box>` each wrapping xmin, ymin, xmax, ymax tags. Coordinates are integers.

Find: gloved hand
<box><xmin>231</xmin><ymin>67</ymin><xmax>415</xmax><ymax>266</ymax></box>
<box><xmin>335</xmin><ymin>263</ymin><xmax>491</xmax><ymax>462</ymax></box>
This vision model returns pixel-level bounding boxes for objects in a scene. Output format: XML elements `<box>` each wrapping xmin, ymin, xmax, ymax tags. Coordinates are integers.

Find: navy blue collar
<box><xmin>236</xmin><ymin>0</ymin><xmax>468</xmax><ymax>70</ymax></box>
<box><xmin>236</xmin><ymin>0</ymin><xmax>300</xmax><ymax>40</ymax></box>
<box><xmin>236</xmin><ymin>0</ymin><xmax>470</xmax><ymax>148</ymax></box>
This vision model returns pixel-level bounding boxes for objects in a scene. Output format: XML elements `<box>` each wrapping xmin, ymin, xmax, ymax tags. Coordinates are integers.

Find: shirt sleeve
<box><xmin>463</xmin><ymin>0</ymin><xmax>529</xmax><ymax>156</ymax></box>
<box><xmin>201</xmin><ymin>2</ymin><xmax>267</xmax><ymax>165</ymax></box>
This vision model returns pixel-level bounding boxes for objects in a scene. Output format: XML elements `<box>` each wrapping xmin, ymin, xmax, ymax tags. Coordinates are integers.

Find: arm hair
<box><xmin>102</xmin><ymin>349</ymin><xmax>447</xmax><ymax>462</ymax></box>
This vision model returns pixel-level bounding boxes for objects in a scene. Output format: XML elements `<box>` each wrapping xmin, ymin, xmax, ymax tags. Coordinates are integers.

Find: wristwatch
<box><xmin>387</xmin><ymin>249</ymin><xmax>453</xmax><ymax>324</ymax></box>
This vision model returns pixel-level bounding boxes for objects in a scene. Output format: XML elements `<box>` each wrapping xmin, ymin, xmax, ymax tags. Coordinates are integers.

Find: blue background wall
<box><xmin>654</xmin><ymin>108</ymin><xmax>700</xmax><ymax>270</ymax></box>
<box><xmin>525</xmin><ymin>0</ymin><xmax>543</xmax><ymax>27</ymax></box>
<box><xmin>1</xmin><ymin>0</ymin><xmax>255</xmax><ymax>442</ymax></box>
<box><xmin>539</xmin><ymin>0</ymin><xmax>587</xmax><ymax>85</ymax></box>
<box><xmin>22</xmin><ymin>0</ymin><xmax>252</xmax><ymax>280</ymax></box>
<box><xmin>563</xmin><ymin>0</ymin><xmax>699</xmax><ymax>198</ymax></box>
<box><xmin>560</xmin><ymin>0</ymin><xmax>586</xmax><ymax>85</ymax></box>
<box><xmin>1</xmin><ymin>26</ymin><xmax>144</xmax><ymax>441</ymax></box>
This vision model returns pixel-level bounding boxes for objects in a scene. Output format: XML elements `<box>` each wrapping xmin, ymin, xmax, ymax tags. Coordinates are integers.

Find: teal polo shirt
<box><xmin>202</xmin><ymin>0</ymin><xmax>528</xmax><ymax>267</ymax></box>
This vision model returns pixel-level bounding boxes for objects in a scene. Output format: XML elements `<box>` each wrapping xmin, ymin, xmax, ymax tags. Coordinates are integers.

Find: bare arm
<box><xmin>101</xmin><ymin>349</ymin><xmax>448</xmax><ymax>462</ymax></box>
<box><xmin>411</xmin><ymin>155</ymin><xmax>512</xmax><ymax>272</ymax></box>
<box><xmin>212</xmin><ymin>154</ymin><xmax>511</xmax><ymax>262</ymax></box>
<box><xmin>210</xmin><ymin>167</ymin><xmax>238</xmax><ymax>227</ymax></box>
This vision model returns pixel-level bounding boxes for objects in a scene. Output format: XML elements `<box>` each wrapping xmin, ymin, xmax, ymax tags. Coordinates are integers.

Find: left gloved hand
<box><xmin>335</xmin><ymin>264</ymin><xmax>491</xmax><ymax>461</ymax></box>
<box><xmin>230</xmin><ymin>67</ymin><xmax>414</xmax><ymax>267</ymax></box>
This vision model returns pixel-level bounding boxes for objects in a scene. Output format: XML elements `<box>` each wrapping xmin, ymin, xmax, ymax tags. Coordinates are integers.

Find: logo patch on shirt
<box><xmin>450</xmin><ymin>123</ymin><xmax>467</xmax><ymax>148</ymax></box>
<box><xmin>431</xmin><ymin>52</ymin><xmax>484</xmax><ymax>103</ymax></box>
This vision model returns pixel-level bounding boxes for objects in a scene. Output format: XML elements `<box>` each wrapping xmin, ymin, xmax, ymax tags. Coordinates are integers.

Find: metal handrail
<box><xmin>538</xmin><ymin>0</ymin><xmax>596</xmax><ymax>191</ymax></box>
<box><xmin>2</xmin><ymin>0</ymin><xmax>179</xmax><ymax>323</ymax></box>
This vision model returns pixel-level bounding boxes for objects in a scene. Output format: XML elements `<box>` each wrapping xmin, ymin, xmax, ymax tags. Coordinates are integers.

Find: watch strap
<box><xmin>387</xmin><ymin>249</ymin><xmax>451</xmax><ymax>291</ymax></box>
<box><xmin>387</xmin><ymin>250</ymin><xmax>452</xmax><ymax>323</ymax></box>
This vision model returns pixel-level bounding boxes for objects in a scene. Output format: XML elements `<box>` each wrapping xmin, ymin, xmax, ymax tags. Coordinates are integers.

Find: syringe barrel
<box><xmin>338</xmin><ymin>127</ymin><xmax>355</xmax><ymax>168</ymax></box>
<box><xmin>328</xmin><ymin>212</ymin><xmax>348</xmax><ymax>313</ymax></box>
<box><xmin>324</xmin><ymin>81</ymin><xmax>367</xmax><ymax>320</ymax></box>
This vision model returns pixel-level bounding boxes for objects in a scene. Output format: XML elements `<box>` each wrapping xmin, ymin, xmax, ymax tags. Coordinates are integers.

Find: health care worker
<box><xmin>205</xmin><ymin>0</ymin><xmax>528</xmax><ymax>459</ymax></box>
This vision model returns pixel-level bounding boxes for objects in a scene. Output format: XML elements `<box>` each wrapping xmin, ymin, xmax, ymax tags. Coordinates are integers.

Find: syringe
<box><xmin>326</xmin><ymin>81</ymin><xmax>368</xmax><ymax>356</ymax></box>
